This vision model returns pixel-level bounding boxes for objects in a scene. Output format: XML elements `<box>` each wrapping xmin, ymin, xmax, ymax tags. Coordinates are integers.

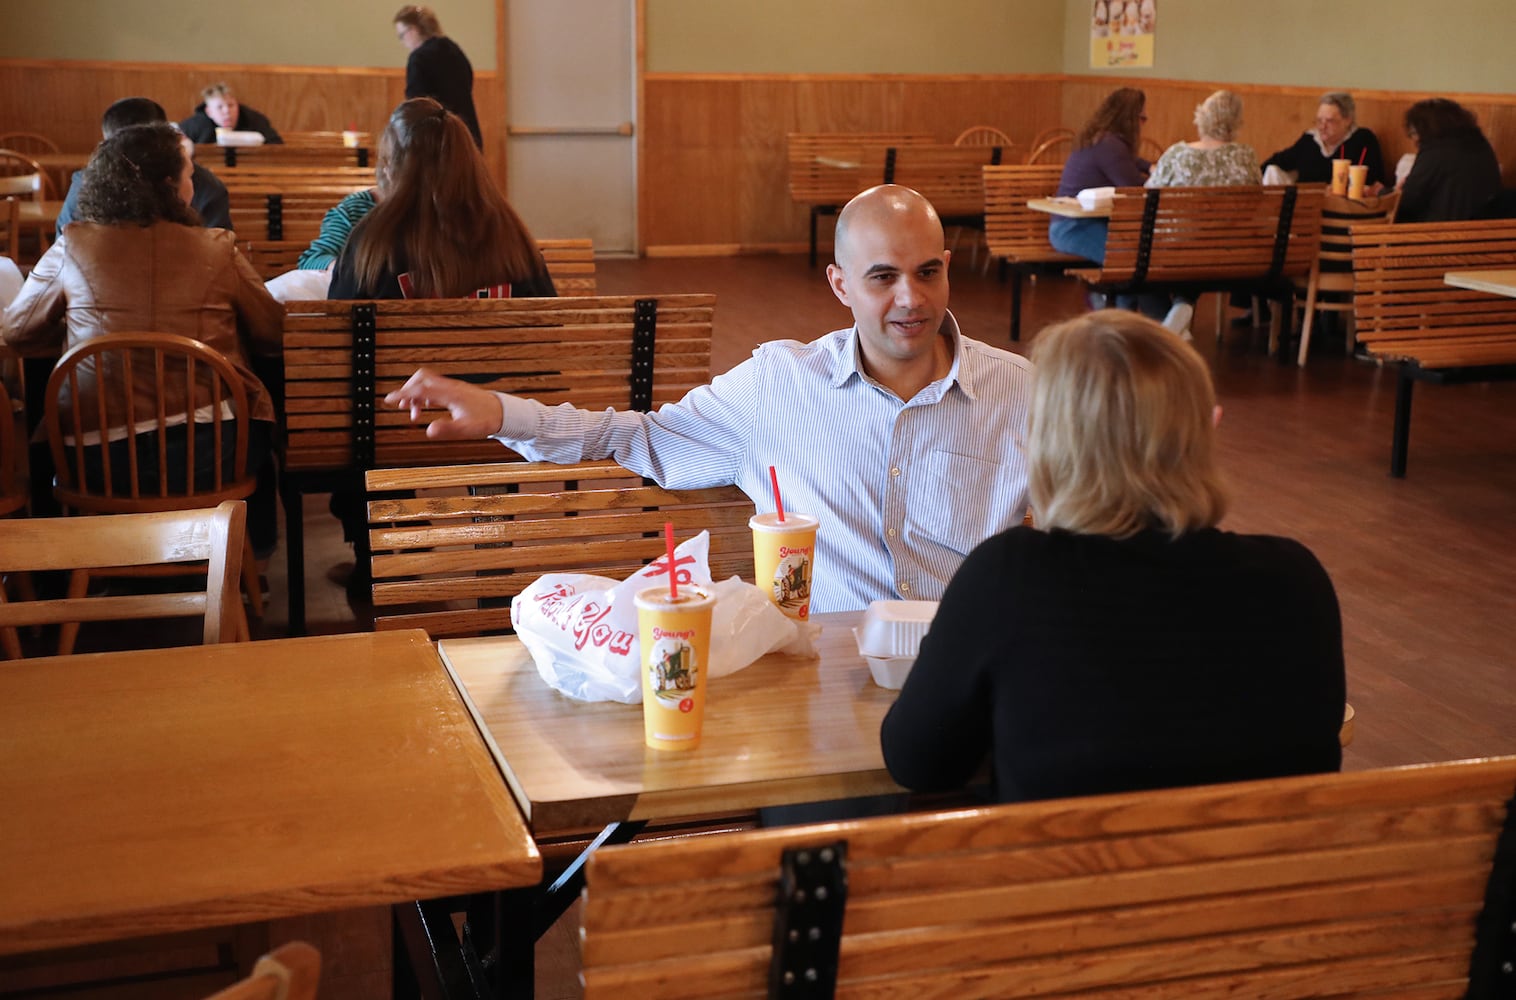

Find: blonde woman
<box><xmin>1146</xmin><ymin>90</ymin><xmax>1261</xmax><ymax>188</ymax></box>
<box><xmin>881</xmin><ymin>310</ymin><xmax>1345</xmax><ymax>803</ymax></box>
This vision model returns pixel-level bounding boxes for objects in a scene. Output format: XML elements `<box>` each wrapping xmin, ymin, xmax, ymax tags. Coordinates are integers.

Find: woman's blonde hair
<box><xmin>1194</xmin><ymin>90</ymin><xmax>1244</xmax><ymax>142</ymax></box>
<box><xmin>1027</xmin><ymin>310</ymin><xmax>1228</xmax><ymax>539</ymax></box>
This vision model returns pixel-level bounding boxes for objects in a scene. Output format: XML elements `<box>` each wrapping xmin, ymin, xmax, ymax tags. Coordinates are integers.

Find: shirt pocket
<box><xmin>906</xmin><ymin>450</ymin><xmax>1015</xmax><ymax>556</ymax></box>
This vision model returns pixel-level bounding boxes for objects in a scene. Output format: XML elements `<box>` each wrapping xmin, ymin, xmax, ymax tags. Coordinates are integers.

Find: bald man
<box><xmin>385</xmin><ymin>185</ymin><xmax>1034</xmax><ymax>612</ymax></box>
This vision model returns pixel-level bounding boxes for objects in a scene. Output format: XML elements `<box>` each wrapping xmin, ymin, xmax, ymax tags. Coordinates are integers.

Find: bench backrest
<box><xmin>983</xmin><ymin>163</ymin><xmax>1086</xmax><ymax>264</ymax></box>
<box><xmin>282</xmin><ymin>294</ymin><xmax>713</xmax><ymax>473</ymax></box>
<box><xmin>227</xmin><ymin>186</ymin><xmax>372</xmax><ymax>242</ymax></box>
<box><xmin>1352</xmin><ymin>219</ymin><xmax>1516</xmax><ymax>368</ymax></box>
<box><xmin>203</xmin><ymin>143</ymin><xmax>369</xmax><ymax>169</ymax></box>
<box><xmin>364</xmin><ymin>459</ymin><xmax>755</xmax><ymax>638</ymax></box>
<box><xmin>787</xmin><ymin>133</ymin><xmax>933</xmax><ymax>206</ymax></box>
<box><xmin>579</xmin><ymin>755</ymin><xmax>1516</xmax><ymax>998</ymax></box>
<box><xmin>1098</xmin><ymin>184</ymin><xmax>1325</xmax><ymax>285</ymax></box>
<box><xmin>886</xmin><ymin>144</ymin><xmax>1007</xmax><ymax>217</ymax></box>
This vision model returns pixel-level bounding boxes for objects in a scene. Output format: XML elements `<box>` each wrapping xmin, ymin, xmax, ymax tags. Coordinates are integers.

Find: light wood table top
<box><xmin>438</xmin><ymin>611</ymin><xmax>905</xmax><ymax>837</ymax></box>
<box><xmin>17</xmin><ymin>200</ymin><xmax>62</xmax><ymax>225</ymax></box>
<box><xmin>1027</xmin><ymin>196</ymin><xmax>1112</xmax><ymax>219</ymax></box>
<box><xmin>0</xmin><ymin>630</ymin><xmax>540</xmax><ymax>957</ymax></box>
<box><xmin>1443</xmin><ymin>269</ymin><xmax>1516</xmax><ymax>298</ymax></box>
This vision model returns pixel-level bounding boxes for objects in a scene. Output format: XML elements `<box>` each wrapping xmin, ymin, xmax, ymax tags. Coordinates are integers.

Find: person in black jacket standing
<box><xmin>394</xmin><ymin>5</ymin><xmax>483</xmax><ymax>148</ymax></box>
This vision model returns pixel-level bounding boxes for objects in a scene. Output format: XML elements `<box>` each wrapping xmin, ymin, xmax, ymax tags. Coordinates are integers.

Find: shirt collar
<box><xmin>832</xmin><ymin>311</ymin><xmax>973</xmax><ymax>400</ymax></box>
<box><xmin>1312</xmin><ymin>123</ymin><xmax>1358</xmax><ymax>158</ymax></box>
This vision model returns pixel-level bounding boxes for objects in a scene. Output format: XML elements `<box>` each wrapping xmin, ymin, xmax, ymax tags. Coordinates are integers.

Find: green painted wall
<box><xmin>0</xmin><ymin>0</ymin><xmax>496</xmax><ymax>70</ymax></box>
<box><xmin>1062</xmin><ymin>0</ymin><xmax>1516</xmax><ymax>92</ymax></box>
<box><xmin>644</xmin><ymin>0</ymin><xmax>1065</xmax><ymax>74</ymax></box>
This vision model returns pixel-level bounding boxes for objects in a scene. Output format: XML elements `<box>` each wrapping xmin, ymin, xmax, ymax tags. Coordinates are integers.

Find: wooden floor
<box><xmin>55</xmin><ymin>251</ymin><xmax>1515</xmax><ymax>999</ymax></box>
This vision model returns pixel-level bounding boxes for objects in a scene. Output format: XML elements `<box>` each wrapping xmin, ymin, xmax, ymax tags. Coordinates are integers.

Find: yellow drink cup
<box><xmin>1330</xmin><ymin>158</ymin><xmax>1351</xmax><ymax>195</ymax></box>
<box><xmin>1347</xmin><ymin>164</ymin><xmax>1369</xmax><ymax>199</ymax></box>
<box><xmin>750</xmin><ymin>512</ymin><xmax>819</xmax><ymax>621</ymax></box>
<box><xmin>634</xmin><ymin>586</ymin><xmax>715</xmax><ymax>752</ymax></box>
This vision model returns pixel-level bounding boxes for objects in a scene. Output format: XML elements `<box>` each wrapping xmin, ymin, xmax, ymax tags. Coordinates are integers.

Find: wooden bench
<box><xmin>1071</xmin><ymin>184</ymin><xmax>1325</xmax><ymax>354</ymax></box>
<box><xmin>1351</xmin><ymin>219</ymin><xmax>1516</xmax><ymax>477</ymax></box>
<box><xmin>278</xmin><ymin>293</ymin><xmax>715</xmax><ymax>633</ymax></box>
<box><xmin>226</xmin><ymin>185</ymin><xmax>371</xmax><ymax>243</ymax></box>
<box><xmin>983</xmin><ymin>163</ymin><xmax>1089</xmax><ymax>341</ymax></box>
<box><xmin>364</xmin><ymin>459</ymin><xmax>755</xmax><ymax>638</ymax></box>
<box><xmin>787</xmin><ymin>133</ymin><xmax>933</xmax><ymax>267</ymax></box>
<box><xmin>579</xmin><ymin>754</ymin><xmax>1516</xmax><ymax>998</ymax></box>
<box><xmin>199</xmin><ymin>143</ymin><xmax>370</xmax><ymax>169</ymax></box>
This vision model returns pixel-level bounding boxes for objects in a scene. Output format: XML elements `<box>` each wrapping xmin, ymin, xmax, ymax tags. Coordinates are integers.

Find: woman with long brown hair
<box><xmin>328</xmin><ymin>97</ymin><xmax>554</xmax><ymax>301</ymax></box>
<box><xmin>1049</xmin><ymin>87</ymin><xmax>1167</xmax><ymax>319</ymax></box>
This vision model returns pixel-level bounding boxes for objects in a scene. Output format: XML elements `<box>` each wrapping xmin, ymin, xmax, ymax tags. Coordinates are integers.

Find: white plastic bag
<box><xmin>511</xmin><ymin>531</ymin><xmax>798</xmax><ymax>703</ymax></box>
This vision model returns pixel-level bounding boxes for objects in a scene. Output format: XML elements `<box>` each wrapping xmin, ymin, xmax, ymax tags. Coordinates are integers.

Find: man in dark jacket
<box><xmin>178</xmin><ymin>83</ymin><xmax>283</xmax><ymax>145</ymax></box>
<box><xmin>55</xmin><ymin>97</ymin><xmax>232</xmax><ymax>236</ymax></box>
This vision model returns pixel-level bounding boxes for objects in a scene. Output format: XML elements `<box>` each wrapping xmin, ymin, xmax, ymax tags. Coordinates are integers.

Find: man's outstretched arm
<box><xmin>385</xmin><ymin>367</ymin><xmax>505</xmax><ymax>439</ymax></box>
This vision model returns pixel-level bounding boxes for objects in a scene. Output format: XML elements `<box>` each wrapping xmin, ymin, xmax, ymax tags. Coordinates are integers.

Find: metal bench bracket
<box><xmin>629</xmin><ymin>298</ymin><xmax>657</xmax><ymax>412</ymax></box>
<box><xmin>350</xmin><ymin>303</ymin><xmax>377</xmax><ymax>470</ymax></box>
<box><xmin>768</xmin><ymin>841</ymin><xmax>848</xmax><ymax>999</ymax></box>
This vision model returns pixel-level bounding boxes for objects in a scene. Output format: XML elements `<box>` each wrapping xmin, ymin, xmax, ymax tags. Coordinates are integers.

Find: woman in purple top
<box><xmin>1050</xmin><ymin>88</ymin><xmax>1165</xmax><ymax>319</ymax></box>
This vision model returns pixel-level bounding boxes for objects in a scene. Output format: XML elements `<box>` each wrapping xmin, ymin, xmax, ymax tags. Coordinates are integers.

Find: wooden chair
<box><xmin>0</xmin><ymin>149</ymin><xmax>52</xmax><ymax>199</ymax></box>
<box><xmin>579</xmin><ymin>754</ymin><xmax>1516</xmax><ymax>998</ymax></box>
<box><xmin>365</xmin><ymin>459</ymin><xmax>756</xmax><ymax>638</ymax></box>
<box><xmin>0</xmin><ymin>501</ymin><xmax>246</xmax><ymax>659</ymax></box>
<box><xmin>953</xmin><ymin>125</ymin><xmax>1016</xmax><ymax>149</ymax></box>
<box><xmin>44</xmin><ymin>333</ymin><xmax>266</xmax><ymax>646</ymax></box>
<box><xmin>983</xmin><ymin>163</ymin><xmax>1089</xmax><ymax>341</ymax></box>
<box><xmin>204</xmin><ymin>941</ymin><xmax>320</xmax><ymax>1000</ymax></box>
<box><xmin>1294</xmin><ymin>190</ymin><xmax>1401</xmax><ymax>366</ymax></box>
<box><xmin>1025</xmin><ymin>127</ymin><xmax>1074</xmax><ymax>164</ymax></box>
<box><xmin>0</xmin><ymin>158</ymin><xmax>48</xmax><ymax>262</ymax></box>
<box><xmin>0</xmin><ymin>131</ymin><xmax>61</xmax><ymax>156</ymax></box>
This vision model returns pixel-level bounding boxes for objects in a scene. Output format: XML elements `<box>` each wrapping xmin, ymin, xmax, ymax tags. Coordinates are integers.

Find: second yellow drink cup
<box><xmin>750</xmin><ymin>512</ymin><xmax>819</xmax><ymax>621</ymax></box>
<box><xmin>1347</xmin><ymin>164</ymin><xmax>1368</xmax><ymax>200</ymax></box>
<box><xmin>634</xmin><ymin>586</ymin><xmax>715</xmax><ymax>751</ymax></box>
<box><xmin>1330</xmin><ymin>158</ymin><xmax>1351</xmax><ymax>195</ymax></box>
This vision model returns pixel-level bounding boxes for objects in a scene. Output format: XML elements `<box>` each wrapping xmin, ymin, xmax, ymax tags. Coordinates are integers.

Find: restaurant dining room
<box><xmin>3</xmin><ymin>1</ymin><xmax>1515</xmax><ymax>998</ymax></box>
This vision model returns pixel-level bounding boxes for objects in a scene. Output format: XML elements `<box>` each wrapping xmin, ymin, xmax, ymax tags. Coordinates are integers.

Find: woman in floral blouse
<box><xmin>1144</xmin><ymin>91</ymin><xmax>1261</xmax><ymax>336</ymax></box>
<box><xmin>1147</xmin><ymin>90</ymin><xmax>1261</xmax><ymax>189</ymax></box>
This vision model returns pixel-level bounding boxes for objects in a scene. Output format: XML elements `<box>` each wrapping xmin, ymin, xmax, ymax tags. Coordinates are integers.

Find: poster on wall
<box><xmin>1091</xmin><ymin>0</ymin><xmax>1155</xmax><ymax>69</ymax></box>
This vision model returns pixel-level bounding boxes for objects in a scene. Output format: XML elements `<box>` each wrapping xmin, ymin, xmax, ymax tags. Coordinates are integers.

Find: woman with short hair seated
<box><xmin>880</xmin><ymin>310</ymin><xmax>1346</xmax><ymax>803</ymax></box>
<box><xmin>328</xmin><ymin>97</ymin><xmax>554</xmax><ymax>301</ymax></box>
<box><xmin>2</xmin><ymin>122</ymin><xmax>282</xmax><ymax>550</ymax></box>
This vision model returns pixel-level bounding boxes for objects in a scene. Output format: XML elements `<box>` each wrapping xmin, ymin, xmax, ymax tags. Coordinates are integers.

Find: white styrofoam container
<box><xmin>853</xmin><ymin>600</ymin><xmax>938</xmax><ymax>689</ymax></box>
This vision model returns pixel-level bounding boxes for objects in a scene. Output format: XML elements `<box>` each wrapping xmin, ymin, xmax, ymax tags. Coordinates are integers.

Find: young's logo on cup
<box><xmin>647</xmin><ymin>637</ymin><xmax>699</xmax><ymax>705</ymax></box>
<box><xmin>771</xmin><ymin>554</ymin><xmax>812</xmax><ymax>615</ymax></box>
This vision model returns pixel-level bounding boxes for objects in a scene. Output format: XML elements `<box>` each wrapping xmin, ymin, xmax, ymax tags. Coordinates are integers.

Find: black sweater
<box><xmin>1397</xmin><ymin>132</ymin><xmax>1504</xmax><ymax>224</ymax></box>
<box><xmin>1263</xmin><ymin>128</ymin><xmax>1385</xmax><ymax>187</ymax></box>
<box><xmin>880</xmin><ymin>526</ymin><xmax>1345</xmax><ymax>803</ymax></box>
<box><xmin>406</xmin><ymin>36</ymin><xmax>483</xmax><ymax>148</ymax></box>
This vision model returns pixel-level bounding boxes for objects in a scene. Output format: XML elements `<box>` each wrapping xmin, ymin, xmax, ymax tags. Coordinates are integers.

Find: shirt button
<box><xmin>890</xmin><ymin>467</ymin><xmax>901</xmax><ymax>477</ymax></box>
<box><xmin>899</xmin><ymin>582</ymin><xmax>911</xmax><ymax>593</ymax></box>
<box><xmin>886</xmin><ymin>527</ymin><xmax>897</xmax><ymax>537</ymax></box>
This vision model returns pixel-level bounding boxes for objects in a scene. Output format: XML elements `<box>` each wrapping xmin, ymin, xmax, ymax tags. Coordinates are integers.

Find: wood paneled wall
<box><xmin>641</xmin><ymin>74</ymin><xmax>1065</xmax><ymax>254</ymax></box>
<box><xmin>0</xmin><ymin>59</ymin><xmax>505</xmax><ymax>190</ymax></box>
<box><xmin>641</xmin><ymin>73</ymin><xmax>1516</xmax><ymax>255</ymax></box>
<box><xmin>12</xmin><ymin>60</ymin><xmax>1516</xmax><ymax>255</ymax></box>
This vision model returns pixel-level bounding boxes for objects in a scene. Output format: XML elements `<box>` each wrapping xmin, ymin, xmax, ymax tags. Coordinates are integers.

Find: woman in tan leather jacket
<box><xmin>2</xmin><ymin>122</ymin><xmax>283</xmax><ymax>550</ymax></box>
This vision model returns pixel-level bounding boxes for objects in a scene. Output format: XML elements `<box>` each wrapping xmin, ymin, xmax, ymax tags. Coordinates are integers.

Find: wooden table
<box><xmin>1444</xmin><ymin>269</ymin><xmax>1516</xmax><ymax>297</ymax></box>
<box><xmin>0</xmin><ymin>629</ymin><xmax>541</xmax><ymax>957</ymax></box>
<box><xmin>438</xmin><ymin>610</ymin><xmax>905</xmax><ymax>838</ymax></box>
<box><xmin>1027</xmin><ymin>195</ymin><xmax>1113</xmax><ymax>218</ymax></box>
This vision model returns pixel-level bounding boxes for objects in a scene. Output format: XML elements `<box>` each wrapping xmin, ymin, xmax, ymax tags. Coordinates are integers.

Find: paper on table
<box><xmin>1076</xmin><ymin>187</ymin><xmax>1115</xmax><ymax>211</ymax></box>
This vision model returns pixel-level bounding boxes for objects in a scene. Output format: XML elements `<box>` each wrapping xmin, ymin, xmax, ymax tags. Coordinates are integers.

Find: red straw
<box><xmin>1357</xmin><ymin>146</ymin><xmax>1367</xmax><ymax>165</ymax></box>
<box><xmin>664</xmin><ymin>521</ymin><xmax>678</xmax><ymax>600</ymax></box>
<box><xmin>769</xmin><ymin>466</ymin><xmax>786</xmax><ymax>523</ymax></box>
